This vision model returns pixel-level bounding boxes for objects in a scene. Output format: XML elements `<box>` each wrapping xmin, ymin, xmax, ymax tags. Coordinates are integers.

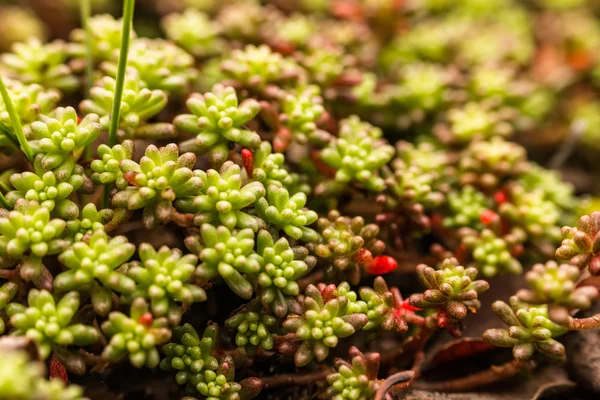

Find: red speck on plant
<box><xmin>241</xmin><ymin>148</ymin><xmax>254</xmax><ymax>177</ymax></box>
<box><xmin>365</xmin><ymin>255</ymin><xmax>398</xmax><ymax>275</ymax></box>
<box><xmin>480</xmin><ymin>209</ymin><xmax>498</xmax><ymax>225</ymax></box>
<box><xmin>138</xmin><ymin>312</ymin><xmax>154</xmax><ymax>327</ymax></box>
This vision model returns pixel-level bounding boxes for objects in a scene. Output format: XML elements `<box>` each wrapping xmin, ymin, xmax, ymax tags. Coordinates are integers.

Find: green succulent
<box><xmin>320</xmin><ymin>116</ymin><xmax>394</xmax><ymax>192</ymax></box>
<box><xmin>0</xmin><ymin>280</ymin><xmax>18</xmax><ymax>334</ymax></box>
<box><xmin>483</xmin><ymin>296</ymin><xmax>567</xmax><ymax>362</ymax></box>
<box><xmin>220</xmin><ymin>44</ymin><xmax>302</xmax><ymax>90</ymax></box>
<box><xmin>160</xmin><ymin>323</ymin><xmax>219</xmax><ymax>393</ymax></box>
<box><xmin>443</xmin><ymin>186</ymin><xmax>490</xmax><ymax>230</ymax></box>
<box><xmin>255</xmin><ymin>184</ymin><xmax>318</xmax><ymax>241</ymax></box>
<box><xmin>29</xmin><ymin>107</ymin><xmax>102</xmax><ymax>170</ymax></box>
<box><xmin>459</xmin><ymin>137</ymin><xmax>528</xmax><ymax>189</ymax></box>
<box><xmin>55</xmin><ymin>229</ymin><xmax>136</xmax><ymax>316</ymax></box>
<box><xmin>556</xmin><ymin>212</ymin><xmax>600</xmax><ymax>273</ymax></box>
<box><xmin>101</xmin><ymin>298</ymin><xmax>172</xmax><ymax>368</ymax></box>
<box><xmin>0</xmin><ymin>78</ymin><xmax>60</xmax><ymax>135</ymax></box>
<box><xmin>469</xmin><ymin>65</ymin><xmax>514</xmax><ymax>100</ymax></box>
<box><xmin>462</xmin><ymin>229</ymin><xmax>523</xmax><ymax>277</ymax></box>
<box><xmin>252</xmin><ymin>230</ymin><xmax>314</xmax><ymax>317</ymax></box>
<box><xmin>103</xmin><ymin>38</ymin><xmax>196</xmax><ymax>93</ymax></box>
<box><xmin>90</xmin><ymin>139</ymin><xmax>134</xmax><ymax>190</ymax></box>
<box><xmin>70</xmin><ymin>13</ymin><xmax>136</xmax><ymax>62</ymax></box>
<box><xmin>326</xmin><ymin>347</ymin><xmax>382</xmax><ymax>400</ymax></box>
<box><xmin>161</xmin><ymin>9</ymin><xmax>223</xmax><ymax>58</ymax></box>
<box><xmin>196</xmin><ymin>356</ymin><xmax>263</xmax><ymax>400</ymax></box>
<box><xmin>190</xmin><ymin>224</ymin><xmax>260</xmax><ymax>299</ymax></box>
<box><xmin>6</xmin><ymin>165</ymin><xmax>88</xmax><ymax>220</ymax></box>
<box><xmin>409</xmin><ymin>258</ymin><xmax>489</xmax><ymax>320</ymax></box>
<box><xmin>124</xmin><ymin>244</ymin><xmax>206</xmax><ymax>325</ymax></box>
<box><xmin>113</xmin><ymin>143</ymin><xmax>203</xmax><ymax>230</ymax></box>
<box><xmin>0</xmin><ymin>38</ymin><xmax>78</xmax><ymax>92</ymax></box>
<box><xmin>0</xmin><ymin>200</ymin><xmax>67</xmax><ymax>285</ymax></box>
<box><xmin>518</xmin><ymin>261</ymin><xmax>598</xmax><ymax>311</ymax></box>
<box><xmin>65</xmin><ymin>203</ymin><xmax>114</xmax><ymax>242</ymax></box>
<box><xmin>176</xmin><ymin>161</ymin><xmax>264</xmax><ymax>231</ymax></box>
<box><xmin>499</xmin><ymin>187</ymin><xmax>561</xmax><ymax>241</ymax></box>
<box><xmin>301</xmin><ymin>46</ymin><xmax>347</xmax><ymax>85</ymax></box>
<box><xmin>314</xmin><ymin>210</ymin><xmax>385</xmax><ymax>283</ymax></box>
<box><xmin>447</xmin><ymin>103</ymin><xmax>500</xmax><ymax>143</ymax></box>
<box><xmin>251</xmin><ymin>142</ymin><xmax>293</xmax><ymax>188</ymax></box>
<box><xmin>0</xmin><ymin>351</ymin><xmax>88</xmax><ymax>400</ymax></box>
<box><xmin>394</xmin><ymin>62</ymin><xmax>447</xmax><ymax>111</ymax></box>
<box><xmin>80</xmin><ymin>70</ymin><xmax>168</xmax><ymax>137</ymax></box>
<box><xmin>359</xmin><ymin>277</ymin><xmax>407</xmax><ymax>332</ymax></box>
<box><xmin>278</xmin><ymin>85</ymin><xmax>328</xmax><ymax>146</ymax></box>
<box><xmin>381</xmin><ymin>162</ymin><xmax>445</xmax><ymax>211</ymax></box>
<box><xmin>175</xmin><ymin>84</ymin><xmax>261</xmax><ymax>166</ymax></box>
<box><xmin>282</xmin><ymin>284</ymin><xmax>368</xmax><ymax>367</ymax></box>
<box><xmin>216</xmin><ymin>2</ymin><xmax>265</xmax><ymax>42</ymax></box>
<box><xmin>225</xmin><ymin>309</ymin><xmax>277</xmax><ymax>354</ymax></box>
<box><xmin>7</xmin><ymin>290</ymin><xmax>100</xmax><ymax>359</ymax></box>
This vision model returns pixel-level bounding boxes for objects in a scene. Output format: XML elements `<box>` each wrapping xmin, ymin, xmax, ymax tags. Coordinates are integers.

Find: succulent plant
<box><xmin>175</xmin><ymin>161</ymin><xmax>265</xmax><ymax>232</ymax></box>
<box><xmin>161</xmin><ymin>9</ymin><xmax>223</xmax><ymax>58</ymax></box>
<box><xmin>556</xmin><ymin>211</ymin><xmax>600</xmax><ymax>274</ymax></box>
<box><xmin>221</xmin><ymin>44</ymin><xmax>302</xmax><ymax>90</ymax></box>
<box><xmin>190</xmin><ymin>224</ymin><xmax>260</xmax><ymax>299</ymax></box>
<box><xmin>29</xmin><ymin>107</ymin><xmax>102</xmax><ymax>170</ymax></box>
<box><xmin>7</xmin><ymin>290</ymin><xmax>99</xmax><ymax>359</ymax></box>
<box><xmin>161</xmin><ymin>323</ymin><xmax>219</xmax><ymax>393</ymax></box>
<box><xmin>0</xmin><ymin>200</ymin><xmax>66</xmax><ymax>286</ymax></box>
<box><xmin>483</xmin><ymin>296</ymin><xmax>567</xmax><ymax>362</ymax></box>
<box><xmin>500</xmin><ymin>187</ymin><xmax>561</xmax><ymax>241</ymax></box>
<box><xmin>0</xmin><ymin>39</ymin><xmax>78</xmax><ymax>92</ymax></box>
<box><xmin>359</xmin><ymin>277</ymin><xmax>410</xmax><ymax>332</ymax></box>
<box><xmin>394</xmin><ymin>62</ymin><xmax>447</xmax><ymax>111</ymax></box>
<box><xmin>70</xmin><ymin>14</ymin><xmax>136</xmax><ymax>62</ymax></box>
<box><xmin>90</xmin><ymin>140</ymin><xmax>134</xmax><ymax>190</ymax></box>
<box><xmin>256</xmin><ymin>184</ymin><xmax>318</xmax><ymax>241</ymax></box>
<box><xmin>196</xmin><ymin>356</ymin><xmax>263</xmax><ymax>400</ymax></box>
<box><xmin>6</xmin><ymin>165</ymin><xmax>89</xmax><ymax>220</ymax></box>
<box><xmin>282</xmin><ymin>284</ymin><xmax>368</xmax><ymax>366</ymax></box>
<box><xmin>65</xmin><ymin>203</ymin><xmax>113</xmax><ymax>242</ymax></box>
<box><xmin>225</xmin><ymin>308</ymin><xmax>277</xmax><ymax>354</ymax></box>
<box><xmin>55</xmin><ymin>229</ymin><xmax>136</xmax><ymax>316</ymax></box>
<box><xmin>326</xmin><ymin>347</ymin><xmax>382</xmax><ymax>400</ymax></box>
<box><xmin>80</xmin><ymin>70</ymin><xmax>168</xmax><ymax>137</ymax></box>
<box><xmin>175</xmin><ymin>85</ymin><xmax>261</xmax><ymax>166</ymax></box>
<box><xmin>113</xmin><ymin>143</ymin><xmax>203</xmax><ymax>230</ymax></box>
<box><xmin>0</xmin><ymin>78</ymin><xmax>60</xmax><ymax>135</ymax></box>
<box><xmin>251</xmin><ymin>142</ymin><xmax>293</xmax><ymax>188</ymax></box>
<box><xmin>447</xmin><ymin>103</ymin><xmax>500</xmax><ymax>143</ymax></box>
<box><xmin>252</xmin><ymin>230</ymin><xmax>314</xmax><ymax>317</ymax></box>
<box><xmin>101</xmin><ymin>298</ymin><xmax>172</xmax><ymax>368</ymax></box>
<box><xmin>0</xmin><ymin>350</ymin><xmax>87</xmax><ymax>400</ymax></box>
<box><xmin>124</xmin><ymin>244</ymin><xmax>206</xmax><ymax>325</ymax></box>
<box><xmin>278</xmin><ymin>85</ymin><xmax>327</xmax><ymax>146</ymax></box>
<box><xmin>443</xmin><ymin>186</ymin><xmax>490</xmax><ymax>230</ymax></box>
<box><xmin>461</xmin><ymin>229</ymin><xmax>524</xmax><ymax>277</ymax></box>
<box><xmin>409</xmin><ymin>258</ymin><xmax>489</xmax><ymax>321</ymax></box>
<box><xmin>517</xmin><ymin>261</ymin><xmax>598</xmax><ymax>311</ymax></box>
<box><xmin>103</xmin><ymin>38</ymin><xmax>196</xmax><ymax>93</ymax></box>
<box><xmin>314</xmin><ymin>211</ymin><xmax>385</xmax><ymax>283</ymax></box>
<box><xmin>0</xmin><ymin>280</ymin><xmax>18</xmax><ymax>334</ymax></box>
<box><xmin>320</xmin><ymin>116</ymin><xmax>394</xmax><ymax>192</ymax></box>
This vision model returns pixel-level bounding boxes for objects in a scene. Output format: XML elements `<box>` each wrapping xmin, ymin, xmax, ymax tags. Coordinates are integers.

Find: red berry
<box><xmin>138</xmin><ymin>312</ymin><xmax>153</xmax><ymax>327</ymax></box>
<box><xmin>365</xmin><ymin>255</ymin><xmax>398</xmax><ymax>275</ymax></box>
<box><xmin>241</xmin><ymin>148</ymin><xmax>254</xmax><ymax>178</ymax></box>
<box><xmin>480</xmin><ymin>209</ymin><xmax>498</xmax><ymax>225</ymax></box>
<box><xmin>494</xmin><ymin>190</ymin><xmax>508</xmax><ymax>205</ymax></box>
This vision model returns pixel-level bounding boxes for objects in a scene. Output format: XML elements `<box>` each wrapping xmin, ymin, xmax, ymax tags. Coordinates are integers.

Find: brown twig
<box><xmin>412</xmin><ymin>359</ymin><xmax>530</xmax><ymax>392</ymax></box>
<box><xmin>260</xmin><ymin>368</ymin><xmax>332</xmax><ymax>389</ymax></box>
<box><xmin>564</xmin><ymin>313</ymin><xmax>600</xmax><ymax>330</ymax></box>
<box><xmin>374</xmin><ymin>370</ymin><xmax>416</xmax><ymax>400</ymax></box>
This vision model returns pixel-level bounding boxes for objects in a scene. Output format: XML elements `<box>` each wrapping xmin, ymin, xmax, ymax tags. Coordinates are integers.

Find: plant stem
<box><xmin>412</xmin><ymin>360</ymin><xmax>528</xmax><ymax>392</ymax></box>
<box><xmin>0</xmin><ymin>76</ymin><xmax>33</xmax><ymax>162</ymax></box>
<box><xmin>564</xmin><ymin>313</ymin><xmax>600</xmax><ymax>330</ymax></box>
<box><xmin>261</xmin><ymin>368</ymin><xmax>331</xmax><ymax>389</ymax></box>
<box><xmin>108</xmin><ymin>0</ymin><xmax>135</xmax><ymax>147</ymax></box>
<box><xmin>0</xmin><ymin>191</ymin><xmax>8</xmax><ymax>209</ymax></box>
<box><xmin>374</xmin><ymin>370</ymin><xmax>415</xmax><ymax>400</ymax></box>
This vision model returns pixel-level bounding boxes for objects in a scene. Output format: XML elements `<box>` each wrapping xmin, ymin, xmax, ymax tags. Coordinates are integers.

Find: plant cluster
<box><xmin>1</xmin><ymin>0</ymin><xmax>600</xmax><ymax>399</ymax></box>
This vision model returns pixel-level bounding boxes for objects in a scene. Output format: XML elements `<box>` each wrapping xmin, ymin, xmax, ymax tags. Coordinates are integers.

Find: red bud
<box><xmin>402</xmin><ymin>298</ymin><xmax>421</xmax><ymax>312</ymax></box>
<box><xmin>494</xmin><ymin>190</ymin><xmax>508</xmax><ymax>205</ymax></box>
<box><xmin>365</xmin><ymin>255</ymin><xmax>398</xmax><ymax>275</ymax></box>
<box><xmin>241</xmin><ymin>148</ymin><xmax>254</xmax><ymax>178</ymax></box>
<box><xmin>138</xmin><ymin>312</ymin><xmax>153</xmax><ymax>327</ymax></box>
<box><xmin>50</xmin><ymin>354</ymin><xmax>69</xmax><ymax>384</ymax></box>
<box><xmin>480</xmin><ymin>210</ymin><xmax>498</xmax><ymax>225</ymax></box>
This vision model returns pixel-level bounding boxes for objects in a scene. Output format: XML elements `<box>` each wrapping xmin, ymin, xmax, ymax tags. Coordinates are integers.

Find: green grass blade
<box><xmin>0</xmin><ymin>75</ymin><xmax>34</xmax><ymax>162</ymax></box>
<box><xmin>108</xmin><ymin>0</ymin><xmax>136</xmax><ymax>147</ymax></box>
